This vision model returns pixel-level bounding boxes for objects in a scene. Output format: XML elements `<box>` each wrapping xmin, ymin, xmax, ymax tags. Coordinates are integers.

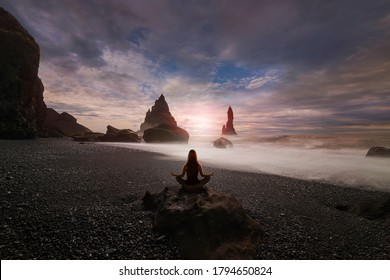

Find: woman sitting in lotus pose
<box><xmin>171</xmin><ymin>149</ymin><xmax>214</xmax><ymax>190</ymax></box>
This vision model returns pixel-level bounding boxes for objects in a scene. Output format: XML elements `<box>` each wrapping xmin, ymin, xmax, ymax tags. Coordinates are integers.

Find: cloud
<box><xmin>39</xmin><ymin>47</ymin><xmax>161</xmax><ymax>132</ymax></box>
<box><xmin>245</xmin><ymin>75</ymin><xmax>277</xmax><ymax>90</ymax></box>
<box><xmin>1</xmin><ymin>0</ymin><xmax>389</xmax><ymax>135</ymax></box>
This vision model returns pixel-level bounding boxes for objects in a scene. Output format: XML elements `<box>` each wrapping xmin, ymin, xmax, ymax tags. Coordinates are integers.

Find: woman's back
<box><xmin>186</xmin><ymin>162</ymin><xmax>200</xmax><ymax>185</ymax></box>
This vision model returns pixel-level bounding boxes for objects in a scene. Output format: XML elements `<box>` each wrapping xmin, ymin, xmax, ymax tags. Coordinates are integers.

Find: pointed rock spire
<box><xmin>140</xmin><ymin>94</ymin><xmax>177</xmax><ymax>132</ymax></box>
<box><xmin>222</xmin><ymin>106</ymin><xmax>237</xmax><ymax>135</ymax></box>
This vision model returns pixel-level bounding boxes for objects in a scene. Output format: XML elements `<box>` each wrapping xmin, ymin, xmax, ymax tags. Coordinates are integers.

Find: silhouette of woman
<box><xmin>171</xmin><ymin>149</ymin><xmax>214</xmax><ymax>190</ymax></box>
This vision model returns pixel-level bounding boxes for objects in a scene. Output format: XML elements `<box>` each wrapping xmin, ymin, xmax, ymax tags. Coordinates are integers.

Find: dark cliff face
<box><xmin>0</xmin><ymin>7</ymin><xmax>46</xmax><ymax>139</ymax></box>
<box><xmin>140</xmin><ymin>94</ymin><xmax>177</xmax><ymax>132</ymax></box>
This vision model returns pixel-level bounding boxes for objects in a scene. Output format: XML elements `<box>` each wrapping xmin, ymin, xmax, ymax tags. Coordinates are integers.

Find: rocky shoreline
<box><xmin>0</xmin><ymin>138</ymin><xmax>389</xmax><ymax>259</ymax></box>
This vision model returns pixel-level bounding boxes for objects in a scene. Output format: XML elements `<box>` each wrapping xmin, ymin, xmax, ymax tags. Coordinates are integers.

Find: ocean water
<box><xmin>101</xmin><ymin>134</ymin><xmax>390</xmax><ymax>191</ymax></box>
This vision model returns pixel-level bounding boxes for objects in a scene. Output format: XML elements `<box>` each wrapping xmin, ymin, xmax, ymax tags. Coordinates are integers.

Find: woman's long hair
<box><xmin>186</xmin><ymin>149</ymin><xmax>199</xmax><ymax>167</ymax></box>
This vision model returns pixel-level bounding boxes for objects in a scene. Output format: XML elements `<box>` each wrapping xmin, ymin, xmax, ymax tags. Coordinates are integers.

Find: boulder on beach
<box><xmin>143</xmin><ymin>123</ymin><xmax>189</xmax><ymax>143</ymax></box>
<box><xmin>42</xmin><ymin>108</ymin><xmax>92</xmax><ymax>137</ymax></box>
<box><xmin>0</xmin><ymin>7</ymin><xmax>47</xmax><ymax>138</ymax></box>
<box><xmin>100</xmin><ymin>125</ymin><xmax>141</xmax><ymax>142</ymax></box>
<box><xmin>143</xmin><ymin>187</ymin><xmax>263</xmax><ymax>259</ymax></box>
<box><xmin>366</xmin><ymin>147</ymin><xmax>390</xmax><ymax>158</ymax></box>
<box><xmin>221</xmin><ymin>106</ymin><xmax>237</xmax><ymax>135</ymax></box>
<box><xmin>213</xmin><ymin>137</ymin><xmax>233</xmax><ymax>148</ymax></box>
<box><xmin>140</xmin><ymin>94</ymin><xmax>177</xmax><ymax>133</ymax></box>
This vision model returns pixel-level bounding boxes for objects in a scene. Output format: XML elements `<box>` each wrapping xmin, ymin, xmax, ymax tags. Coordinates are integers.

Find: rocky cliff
<box><xmin>42</xmin><ymin>108</ymin><xmax>92</xmax><ymax>137</ymax></box>
<box><xmin>0</xmin><ymin>7</ymin><xmax>47</xmax><ymax>138</ymax></box>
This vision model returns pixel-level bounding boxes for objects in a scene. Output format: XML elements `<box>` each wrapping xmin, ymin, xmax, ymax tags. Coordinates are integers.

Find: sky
<box><xmin>2</xmin><ymin>0</ymin><xmax>390</xmax><ymax>135</ymax></box>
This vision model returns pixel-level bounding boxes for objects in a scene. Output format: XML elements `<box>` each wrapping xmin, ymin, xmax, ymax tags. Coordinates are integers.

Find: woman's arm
<box><xmin>171</xmin><ymin>164</ymin><xmax>187</xmax><ymax>177</ymax></box>
<box><xmin>198</xmin><ymin>164</ymin><xmax>214</xmax><ymax>177</ymax></box>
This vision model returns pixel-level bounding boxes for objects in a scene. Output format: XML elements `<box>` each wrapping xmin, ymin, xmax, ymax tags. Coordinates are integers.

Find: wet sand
<box><xmin>0</xmin><ymin>138</ymin><xmax>389</xmax><ymax>259</ymax></box>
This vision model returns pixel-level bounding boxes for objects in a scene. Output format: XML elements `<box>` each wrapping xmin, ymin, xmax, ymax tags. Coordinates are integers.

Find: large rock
<box><xmin>213</xmin><ymin>137</ymin><xmax>233</xmax><ymax>148</ymax></box>
<box><xmin>143</xmin><ymin>187</ymin><xmax>263</xmax><ymax>259</ymax></box>
<box><xmin>100</xmin><ymin>125</ymin><xmax>141</xmax><ymax>142</ymax></box>
<box><xmin>73</xmin><ymin>125</ymin><xmax>141</xmax><ymax>142</ymax></box>
<box><xmin>366</xmin><ymin>147</ymin><xmax>390</xmax><ymax>158</ymax></box>
<box><xmin>221</xmin><ymin>106</ymin><xmax>237</xmax><ymax>135</ymax></box>
<box><xmin>140</xmin><ymin>94</ymin><xmax>177</xmax><ymax>132</ymax></box>
<box><xmin>42</xmin><ymin>108</ymin><xmax>92</xmax><ymax>137</ymax></box>
<box><xmin>0</xmin><ymin>7</ymin><xmax>47</xmax><ymax>138</ymax></box>
<box><xmin>143</xmin><ymin>123</ymin><xmax>189</xmax><ymax>143</ymax></box>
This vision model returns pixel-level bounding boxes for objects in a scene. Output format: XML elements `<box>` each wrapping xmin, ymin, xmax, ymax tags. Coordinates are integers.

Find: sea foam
<box><xmin>101</xmin><ymin>134</ymin><xmax>390</xmax><ymax>191</ymax></box>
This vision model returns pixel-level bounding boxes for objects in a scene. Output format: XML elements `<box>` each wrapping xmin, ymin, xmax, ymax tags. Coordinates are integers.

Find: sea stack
<box><xmin>0</xmin><ymin>7</ymin><xmax>47</xmax><ymax>138</ymax></box>
<box><xmin>140</xmin><ymin>94</ymin><xmax>177</xmax><ymax>133</ymax></box>
<box><xmin>222</xmin><ymin>106</ymin><xmax>237</xmax><ymax>135</ymax></box>
<box><xmin>141</xmin><ymin>94</ymin><xmax>189</xmax><ymax>143</ymax></box>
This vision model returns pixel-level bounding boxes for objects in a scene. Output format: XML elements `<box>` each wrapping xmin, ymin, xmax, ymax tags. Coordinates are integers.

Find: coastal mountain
<box><xmin>140</xmin><ymin>94</ymin><xmax>177</xmax><ymax>132</ymax></box>
<box><xmin>222</xmin><ymin>106</ymin><xmax>237</xmax><ymax>135</ymax></box>
<box><xmin>0</xmin><ymin>7</ymin><xmax>47</xmax><ymax>138</ymax></box>
<box><xmin>42</xmin><ymin>108</ymin><xmax>92</xmax><ymax>137</ymax></box>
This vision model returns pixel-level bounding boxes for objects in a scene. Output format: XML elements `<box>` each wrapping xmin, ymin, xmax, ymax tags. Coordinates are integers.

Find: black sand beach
<box><xmin>1</xmin><ymin>138</ymin><xmax>389</xmax><ymax>259</ymax></box>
